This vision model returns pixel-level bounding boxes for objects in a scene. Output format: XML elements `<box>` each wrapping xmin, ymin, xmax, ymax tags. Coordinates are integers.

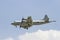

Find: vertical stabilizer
<box><xmin>43</xmin><ymin>14</ymin><xmax>49</xmax><ymax>22</ymax></box>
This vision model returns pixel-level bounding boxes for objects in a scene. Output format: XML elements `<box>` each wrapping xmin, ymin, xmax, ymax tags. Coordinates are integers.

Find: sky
<box><xmin>0</xmin><ymin>0</ymin><xmax>60</xmax><ymax>40</ymax></box>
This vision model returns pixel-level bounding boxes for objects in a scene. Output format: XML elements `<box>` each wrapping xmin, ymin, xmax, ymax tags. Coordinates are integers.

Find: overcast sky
<box><xmin>0</xmin><ymin>0</ymin><xmax>60</xmax><ymax>40</ymax></box>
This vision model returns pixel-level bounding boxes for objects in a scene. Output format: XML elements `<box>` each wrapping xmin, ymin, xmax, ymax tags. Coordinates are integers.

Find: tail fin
<box><xmin>43</xmin><ymin>14</ymin><xmax>49</xmax><ymax>22</ymax></box>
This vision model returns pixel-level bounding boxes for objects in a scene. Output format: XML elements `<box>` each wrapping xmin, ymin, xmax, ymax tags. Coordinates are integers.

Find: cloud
<box><xmin>4</xmin><ymin>37</ymin><xmax>14</xmax><ymax>40</ymax></box>
<box><xmin>18</xmin><ymin>30</ymin><xmax>60</xmax><ymax>40</ymax></box>
<box><xmin>3</xmin><ymin>30</ymin><xmax>60</xmax><ymax>40</ymax></box>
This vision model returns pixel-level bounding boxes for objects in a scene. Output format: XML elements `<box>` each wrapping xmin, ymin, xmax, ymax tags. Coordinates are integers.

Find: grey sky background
<box><xmin>0</xmin><ymin>0</ymin><xmax>60</xmax><ymax>40</ymax></box>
